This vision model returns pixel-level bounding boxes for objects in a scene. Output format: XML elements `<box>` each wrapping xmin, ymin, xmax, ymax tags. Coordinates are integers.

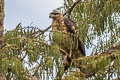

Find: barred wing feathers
<box><xmin>64</xmin><ymin>18</ymin><xmax>86</xmax><ymax>56</ymax></box>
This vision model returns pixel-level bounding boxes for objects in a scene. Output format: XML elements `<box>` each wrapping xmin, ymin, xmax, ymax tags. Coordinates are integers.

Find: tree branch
<box><xmin>20</xmin><ymin>52</ymin><xmax>27</xmax><ymax>62</ymax></box>
<box><xmin>63</xmin><ymin>0</ymin><xmax>81</xmax><ymax>16</ymax></box>
<box><xmin>32</xmin><ymin>60</ymin><xmax>42</xmax><ymax>76</ymax></box>
<box><xmin>70</xmin><ymin>43</ymin><xmax>120</xmax><ymax>77</ymax></box>
<box><xmin>29</xmin><ymin>25</ymin><xmax>51</xmax><ymax>37</ymax></box>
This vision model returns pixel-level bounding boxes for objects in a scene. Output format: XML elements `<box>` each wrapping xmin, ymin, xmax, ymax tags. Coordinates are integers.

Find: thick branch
<box><xmin>75</xmin><ymin>43</ymin><xmax>120</xmax><ymax>62</ymax></box>
<box><xmin>70</xmin><ymin>43</ymin><xmax>120</xmax><ymax>77</ymax></box>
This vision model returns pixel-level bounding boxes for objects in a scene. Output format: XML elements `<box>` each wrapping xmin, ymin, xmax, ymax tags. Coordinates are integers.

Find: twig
<box><xmin>63</xmin><ymin>0</ymin><xmax>81</xmax><ymax>16</ymax></box>
<box><xmin>20</xmin><ymin>52</ymin><xmax>27</xmax><ymax>62</ymax></box>
<box><xmin>31</xmin><ymin>25</ymin><xmax>51</xmax><ymax>36</ymax></box>
<box><xmin>28</xmin><ymin>27</ymin><xmax>44</xmax><ymax>36</ymax></box>
<box><xmin>54</xmin><ymin>69</ymin><xmax>65</xmax><ymax>80</ymax></box>
<box><xmin>37</xmin><ymin>25</ymin><xmax>51</xmax><ymax>36</ymax></box>
<box><xmin>59</xmin><ymin>48</ymin><xmax>69</xmax><ymax>55</ymax></box>
<box><xmin>32</xmin><ymin>60</ymin><xmax>42</xmax><ymax>76</ymax></box>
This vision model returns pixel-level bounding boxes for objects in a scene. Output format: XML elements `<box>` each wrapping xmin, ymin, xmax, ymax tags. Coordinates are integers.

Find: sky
<box><xmin>4</xmin><ymin>0</ymin><xmax>64</xmax><ymax>30</ymax></box>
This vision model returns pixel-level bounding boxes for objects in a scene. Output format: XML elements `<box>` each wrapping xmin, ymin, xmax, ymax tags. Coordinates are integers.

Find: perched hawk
<box><xmin>49</xmin><ymin>10</ymin><xmax>85</xmax><ymax>70</ymax></box>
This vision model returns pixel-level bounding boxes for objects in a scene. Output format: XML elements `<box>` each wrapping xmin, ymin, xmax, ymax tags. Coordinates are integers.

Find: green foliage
<box><xmin>1</xmin><ymin>0</ymin><xmax>120</xmax><ymax>80</ymax></box>
<box><xmin>1</xmin><ymin>23</ymin><xmax>65</xmax><ymax>80</ymax></box>
<box><xmin>63</xmin><ymin>70</ymin><xmax>86</xmax><ymax>80</ymax></box>
<box><xmin>2</xmin><ymin>58</ymin><xmax>22</xmax><ymax>79</ymax></box>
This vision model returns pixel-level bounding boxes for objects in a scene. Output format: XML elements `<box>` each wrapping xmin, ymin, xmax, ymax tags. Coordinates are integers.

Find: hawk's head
<box><xmin>49</xmin><ymin>10</ymin><xmax>62</xmax><ymax>19</ymax></box>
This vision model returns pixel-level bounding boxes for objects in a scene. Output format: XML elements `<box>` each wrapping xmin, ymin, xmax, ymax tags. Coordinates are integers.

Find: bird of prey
<box><xmin>49</xmin><ymin>10</ymin><xmax>85</xmax><ymax>70</ymax></box>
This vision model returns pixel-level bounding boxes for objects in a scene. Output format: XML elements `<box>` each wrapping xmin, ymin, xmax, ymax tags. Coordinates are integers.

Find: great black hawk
<box><xmin>49</xmin><ymin>10</ymin><xmax>86</xmax><ymax>70</ymax></box>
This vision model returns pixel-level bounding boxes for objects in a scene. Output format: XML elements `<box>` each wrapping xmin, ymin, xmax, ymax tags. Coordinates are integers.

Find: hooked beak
<box><xmin>49</xmin><ymin>13</ymin><xmax>55</xmax><ymax>18</ymax></box>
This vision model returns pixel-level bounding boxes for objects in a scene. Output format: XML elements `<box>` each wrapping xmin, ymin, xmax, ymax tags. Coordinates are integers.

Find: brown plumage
<box><xmin>49</xmin><ymin>10</ymin><xmax>85</xmax><ymax>70</ymax></box>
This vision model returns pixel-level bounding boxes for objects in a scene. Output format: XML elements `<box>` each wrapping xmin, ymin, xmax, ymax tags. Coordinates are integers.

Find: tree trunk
<box><xmin>0</xmin><ymin>0</ymin><xmax>4</xmax><ymax>47</ymax></box>
<box><xmin>0</xmin><ymin>0</ymin><xmax>5</xmax><ymax>80</ymax></box>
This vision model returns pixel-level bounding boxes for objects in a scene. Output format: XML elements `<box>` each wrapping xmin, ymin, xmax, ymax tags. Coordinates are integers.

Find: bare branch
<box><xmin>32</xmin><ymin>60</ymin><xmax>42</xmax><ymax>76</ymax></box>
<box><xmin>30</xmin><ymin>25</ymin><xmax>51</xmax><ymax>36</ymax></box>
<box><xmin>63</xmin><ymin>0</ymin><xmax>81</xmax><ymax>16</ymax></box>
<box><xmin>20</xmin><ymin>52</ymin><xmax>27</xmax><ymax>62</ymax></box>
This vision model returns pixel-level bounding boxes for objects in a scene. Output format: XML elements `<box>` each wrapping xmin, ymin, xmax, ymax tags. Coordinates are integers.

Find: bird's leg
<box><xmin>63</xmin><ymin>54</ymin><xmax>68</xmax><ymax>65</ymax></box>
<box><xmin>62</xmin><ymin>49</ymin><xmax>72</xmax><ymax>71</ymax></box>
<box><xmin>63</xmin><ymin>54</ymin><xmax>71</xmax><ymax>71</ymax></box>
<box><xmin>63</xmin><ymin>55</ymin><xmax>68</xmax><ymax>70</ymax></box>
<box><xmin>69</xmin><ymin>49</ymin><xmax>72</xmax><ymax>59</ymax></box>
